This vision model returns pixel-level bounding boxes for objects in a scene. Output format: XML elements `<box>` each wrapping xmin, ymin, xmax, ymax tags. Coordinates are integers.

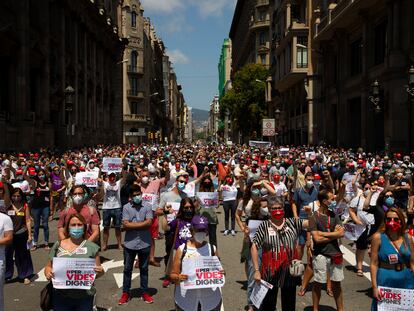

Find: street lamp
<box><xmin>64</xmin><ymin>86</ymin><xmax>75</xmax><ymax>147</ymax></box>
<box><xmin>274</xmin><ymin>109</ymin><xmax>281</xmax><ymax>145</ymax></box>
<box><xmin>368</xmin><ymin>80</ymin><xmax>381</xmax><ymax>113</ymax></box>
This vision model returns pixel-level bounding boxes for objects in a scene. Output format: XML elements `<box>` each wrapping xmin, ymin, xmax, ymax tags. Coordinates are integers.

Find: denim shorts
<box><xmin>102</xmin><ymin>208</ymin><xmax>122</xmax><ymax>228</ymax></box>
<box><xmin>298</xmin><ymin>229</ymin><xmax>307</xmax><ymax>246</ymax></box>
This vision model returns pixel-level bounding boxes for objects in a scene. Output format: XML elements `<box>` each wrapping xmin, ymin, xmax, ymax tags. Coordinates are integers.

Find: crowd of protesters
<box><xmin>0</xmin><ymin>143</ymin><xmax>413</xmax><ymax>310</ymax></box>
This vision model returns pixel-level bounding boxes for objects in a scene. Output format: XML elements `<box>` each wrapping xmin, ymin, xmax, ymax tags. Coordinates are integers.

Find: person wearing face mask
<box><xmin>309</xmin><ymin>190</ymin><xmax>345</xmax><ymax>311</ymax></box>
<box><xmin>44</xmin><ymin>213</ymin><xmax>104</xmax><ymax>310</ymax></box>
<box><xmin>251</xmin><ymin>197</ymin><xmax>309</xmax><ymax>311</ymax></box>
<box><xmin>57</xmin><ymin>185</ymin><xmax>100</xmax><ymax>243</ymax></box>
<box><xmin>218</xmin><ymin>175</ymin><xmax>238</xmax><ymax>236</ymax></box>
<box><xmin>370</xmin><ymin>207</ymin><xmax>414</xmax><ymax>311</ymax></box>
<box><xmin>271</xmin><ymin>173</ymin><xmax>288</xmax><ymax>199</ymax></box>
<box><xmin>198</xmin><ymin>176</ymin><xmax>220</xmax><ymax>246</ymax></box>
<box><xmin>5</xmin><ymin>187</ymin><xmax>34</xmax><ymax>285</ymax></box>
<box><xmin>170</xmin><ymin>215</ymin><xmax>224</xmax><ymax>311</ymax></box>
<box><xmin>49</xmin><ymin>165</ymin><xmax>66</xmax><ymax>219</ymax></box>
<box><xmin>30</xmin><ymin>169</ymin><xmax>52</xmax><ymax>251</ymax></box>
<box><xmin>118</xmin><ymin>185</ymin><xmax>154</xmax><ymax>305</ymax></box>
<box><xmin>389</xmin><ymin>169</ymin><xmax>411</xmax><ymax>210</ymax></box>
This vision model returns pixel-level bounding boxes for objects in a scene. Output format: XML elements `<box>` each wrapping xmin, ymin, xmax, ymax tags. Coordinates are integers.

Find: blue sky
<box><xmin>140</xmin><ymin>0</ymin><xmax>237</xmax><ymax>111</ymax></box>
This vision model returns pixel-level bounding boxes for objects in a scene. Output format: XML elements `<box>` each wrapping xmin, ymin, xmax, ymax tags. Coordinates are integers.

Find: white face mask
<box><xmin>306</xmin><ymin>181</ymin><xmax>314</xmax><ymax>188</ymax></box>
<box><xmin>73</xmin><ymin>194</ymin><xmax>84</xmax><ymax>205</ymax></box>
<box><xmin>364</xmin><ymin>190</ymin><xmax>370</xmax><ymax>197</ymax></box>
<box><xmin>141</xmin><ymin>176</ymin><xmax>149</xmax><ymax>184</ymax></box>
<box><xmin>260</xmin><ymin>207</ymin><xmax>269</xmax><ymax>216</ymax></box>
<box><xmin>194</xmin><ymin>231</ymin><xmax>207</xmax><ymax>243</ymax></box>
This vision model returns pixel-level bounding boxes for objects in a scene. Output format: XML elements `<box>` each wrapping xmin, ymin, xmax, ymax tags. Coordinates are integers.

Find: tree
<box><xmin>220</xmin><ymin>64</ymin><xmax>268</xmax><ymax>142</ymax></box>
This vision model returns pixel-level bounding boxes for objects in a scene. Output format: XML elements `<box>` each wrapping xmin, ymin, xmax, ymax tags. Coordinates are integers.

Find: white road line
<box><xmin>340</xmin><ymin>245</ymin><xmax>371</xmax><ymax>281</ymax></box>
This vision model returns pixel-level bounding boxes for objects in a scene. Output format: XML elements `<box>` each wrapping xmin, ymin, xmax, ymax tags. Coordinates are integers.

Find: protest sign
<box><xmin>221</xmin><ymin>185</ymin><xmax>237</xmax><ymax>201</ymax></box>
<box><xmin>343</xmin><ymin>223</ymin><xmax>366</xmax><ymax>241</ymax></box>
<box><xmin>250</xmin><ymin>279</ymin><xmax>273</xmax><ymax>309</ymax></box>
<box><xmin>184</xmin><ymin>182</ymin><xmax>196</xmax><ymax>197</ymax></box>
<box><xmin>142</xmin><ymin>193</ymin><xmax>159</xmax><ymax>211</ymax></box>
<box><xmin>279</xmin><ymin>148</ymin><xmax>290</xmax><ymax>156</ymax></box>
<box><xmin>196</xmin><ymin>192</ymin><xmax>219</xmax><ymax>209</ymax></box>
<box><xmin>378</xmin><ymin>286</ymin><xmax>414</xmax><ymax>311</ymax></box>
<box><xmin>305</xmin><ymin>151</ymin><xmax>316</xmax><ymax>159</ymax></box>
<box><xmin>52</xmin><ymin>257</ymin><xmax>96</xmax><ymax>290</ymax></box>
<box><xmin>181</xmin><ymin>256</ymin><xmax>225</xmax><ymax>291</ymax></box>
<box><xmin>166</xmin><ymin>202</ymin><xmax>181</xmax><ymax>222</ymax></box>
<box><xmin>102</xmin><ymin>157</ymin><xmax>123</xmax><ymax>173</ymax></box>
<box><xmin>75</xmin><ymin>171</ymin><xmax>99</xmax><ymax>188</ymax></box>
<box><xmin>248</xmin><ymin>220</ymin><xmax>264</xmax><ymax>242</ymax></box>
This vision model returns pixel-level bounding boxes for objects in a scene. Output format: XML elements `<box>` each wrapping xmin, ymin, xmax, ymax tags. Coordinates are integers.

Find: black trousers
<box><xmin>208</xmin><ymin>224</ymin><xmax>217</xmax><ymax>247</ymax></box>
<box><xmin>260</xmin><ymin>280</ymin><xmax>296</xmax><ymax>311</ymax></box>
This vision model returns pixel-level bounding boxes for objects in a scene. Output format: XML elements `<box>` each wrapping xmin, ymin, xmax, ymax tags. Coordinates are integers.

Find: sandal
<box><xmin>30</xmin><ymin>245</ymin><xmax>37</xmax><ymax>252</ymax></box>
<box><xmin>356</xmin><ymin>269</ymin><xmax>364</xmax><ymax>277</ymax></box>
<box><xmin>298</xmin><ymin>286</ymin><xmax>306</xmax><ymax>296</ymax></box>
<box><xmin>327</xmin><ymin>289</ymin><xmax>334</xmax><ymax>297</ymax></box>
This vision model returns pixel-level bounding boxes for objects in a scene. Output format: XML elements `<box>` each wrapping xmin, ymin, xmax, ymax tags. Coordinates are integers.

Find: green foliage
<box><xmin>220</xmin><ymin>64</ymin><xmax>269</xmax><ymax>139</ymax></box>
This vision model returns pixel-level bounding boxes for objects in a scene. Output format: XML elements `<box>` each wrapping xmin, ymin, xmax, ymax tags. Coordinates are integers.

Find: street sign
<box><xmin>262</xmin><ymin>119</ymin><xmax>275</xmax><ymax>136</ymax></box>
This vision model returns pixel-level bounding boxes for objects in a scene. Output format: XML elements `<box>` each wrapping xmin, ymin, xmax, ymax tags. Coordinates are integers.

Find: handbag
<box><xmin>40</xmin><ymin>281</ymin><xmax>53</xmax><ymax>311</ymax></box>
<box><xmin>331</xmin><ymin>253</ymin><xmax>344</xmax><ymax>265</ymax></box>
<box><xmin>289</xmin><ymin>259</ymin><xmax>305</xmax><ymax>277</ymax></box>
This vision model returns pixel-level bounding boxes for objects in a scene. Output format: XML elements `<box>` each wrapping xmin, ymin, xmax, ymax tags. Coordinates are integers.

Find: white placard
<box><xmin>378</xmin><ymin>287</ymin><xmax>414</xmax><ymax>311</ymax></box>
<box><xmin>279</xmin><ymin>148</ymin><xmax>289</xmax><ymax>156</ymax></box>
<box><xmin>142</xmin><ymin>193</ymin><xmax>159</xmax><ymax>211</ymax></box>
<box><xmin>102</xmin><ymin>157</ymin><xmax>123</xmax><ymax>173</ymax></box>
<box><xmin>305</xmin><ymin>152</ymin><xmax>316</xmax><ymax>159</ymax></box>
<box><xmin>343</xmin><ymin>223</ymin><xmax>366</xmax><ymax>241</ymax></box>
<box><xmin>75</xmin><ymin>171</ymin><xmax>99</xmax><ymax>187</ymax></box>
<box><xmin>221</xmin><ymin>185</ymin><xmax>238</xmax><ymax>201</ymax></box>
<box><xmin>181</xmin><ymin>256</ymin><xmax>225</xmax><ymax>291</ymax></box>
<box><xmin>166</xmin><ymin>202</ymin><xmax>181</xmax><ymax>222</ymax></box>
<box><xmin>248</xmin><ymin>220</ymin><xmax>264</xmax><ymax>242</ymax></box>
<box><xmin>196</xmin><ymin>192</ymin><xmax>219</xmax><ymax>209</ymax></box>
<box><xmin>183</xmin><ymin>182</ymin><xmax>196</xmax><ymax>197</ymax></box>
<box><xmin>52</xmin><ymin>257</ymin><xmax>96</xmax><ymax>289</ymax></box>
<box><xmin>250</xmin><ymin>279</ymin><xmax>273</xmax><ymax>309</ymax></box>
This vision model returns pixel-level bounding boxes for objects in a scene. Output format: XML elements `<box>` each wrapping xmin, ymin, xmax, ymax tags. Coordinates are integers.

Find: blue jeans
<box><xmin>53</xmin><ymin>290</ymin><xmax>94</xmax><ymax>311</ymax></box>
<box><xmin>122</xmin><ymin>246</ymin><xmax>150</xmax><ymax>293</ymax></box>
<box><xmin>31</xmin><ymin>206</ymin><xmax>50</xmax><ymax>244</ymax></box>
<box><xmin>247</xmin><ymin>247</ymin><xmax>262</xmax><ymax>306</ymax></box>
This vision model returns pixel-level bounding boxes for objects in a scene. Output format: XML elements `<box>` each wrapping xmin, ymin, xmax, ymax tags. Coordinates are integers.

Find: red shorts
<box><xmin>150</xmin><ymin>214</ymin><xmax>159</xmax><ymax>239</ymax></box>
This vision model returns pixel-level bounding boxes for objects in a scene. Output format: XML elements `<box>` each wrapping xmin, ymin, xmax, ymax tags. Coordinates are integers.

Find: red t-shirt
<box><xmin>57</xmin><ymin>205</ymin><xmax>100</xmax><ymax>238</ymax></box>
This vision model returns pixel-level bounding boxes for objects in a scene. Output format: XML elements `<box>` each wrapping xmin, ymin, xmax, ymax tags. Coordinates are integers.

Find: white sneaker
<box><xmin>223</xmin><ymin>230</ymin><xmax>229</xmax><ymax>236</ymax></box>
<box><xmin>231</xmin><ymin>230</ymin><xmax>236</xmax><ymax>236</ymax></box>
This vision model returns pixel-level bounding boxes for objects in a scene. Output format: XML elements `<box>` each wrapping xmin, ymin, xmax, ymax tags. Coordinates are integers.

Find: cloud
<box><xmin>167</xmin><ymin>49</ymin><xmax>189</xmax><ymax>64</ymax></box>
<box><xmin>140</xmin><ymin>0</ymin><xmax>184</xmax><ymax>13</ymax></box>
<box><xmin>189</xmin><ymin>0</ymin><xmax>236</xmax><ymax>17</ymax></box>
<box><xmin>162</xmin><ymin>14</ymin><xmax>193</xmax><ymax>35</ymax></box>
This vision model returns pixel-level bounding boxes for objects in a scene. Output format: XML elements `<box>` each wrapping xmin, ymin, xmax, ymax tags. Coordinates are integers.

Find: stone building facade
<box><xmin>0</xmin><ymin>0</ymin><xmax>125</xmax><ymax>150</ymax></box>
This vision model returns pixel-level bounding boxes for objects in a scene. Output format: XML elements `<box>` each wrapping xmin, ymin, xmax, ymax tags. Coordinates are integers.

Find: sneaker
<box><xmin>223</xmin><ymin>230</ymin><xmax>229</xmax><ymax>236</ymax></box>
<box><xmin>162</xmin><ymin>279</ymin><xmax>171</xmax><ymax>288</ymax></box>
<box><xmin>118</xmin><ymin>292</ymin><xmax>130</xmax><ymax>305</ymax></box>
<box><xmin>141</xmin><ymin>292</ymin><xmax>154</xmax><ymax>304</ymax></box>
<box><xmin>231</xmin><ymin>230</ymin><xmax>236</xmax><ymax>236</ymax></box>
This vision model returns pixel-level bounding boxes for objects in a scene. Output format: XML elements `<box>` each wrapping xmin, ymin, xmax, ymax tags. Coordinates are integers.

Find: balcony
<box><xmin>250</xmin><ymin>18</ymin><xmax>271</xmax><ymax>31</ymax></box>
<box><xmin>123</xmin><ymin>114</ymin><xmax>148</xmax><ymax>122</ymax></box>
<box><xmin>127</xmin><ymin>90</ymin><xmax>144</xmax><ymax>98</ymax></box>
<box><xmin>127</xmin><ymin>65</ymin><xmax>144</xmax><ymax>74</ymax></box>
<box><xmin>256</xmin><ymin>0</ymin><xmax>270</xmax><ymax>7</ymax></box>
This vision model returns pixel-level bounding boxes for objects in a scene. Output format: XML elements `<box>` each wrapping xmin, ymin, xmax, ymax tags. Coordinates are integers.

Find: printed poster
<box><xmin>181</xmin><ymin>256</ymin><xmax>225</xmax><ymax>292</ymax></box>
<box><xmin>378</xmin><ymin>286</ymin><xmax>414</xmax><ymax>311</ymax></box>
<box><xmin>196</xmin><ymin>192</ymin><xmax>219</xmax><ymax>209</ymax></box>
<box><xmin>102</xmin><ymin>157</ymin><xmax>123</xmax><ymax>173</ymax></box>
<box><xmin>52</xmin><ymin>257</ymin><xmax>96</xmax><ymax>290</ymax></box>
<box><xmin>343</xmin><ymin>223</ymin><xmax>366</xmax><ymax>241</ymax></box>
<box><xmin>166</xmin><ymin>202</ymin><xmax>181</xmax><ymax>223</ymax></box>
<box><xmin>75</xmin><ymin>171</ymin><xmax>99</xmax><ymax>188</ymax></box>
<box><xmin>250</xmin><ymin>279</ymin><xmax>273</xmax><ymax>309</ymax></box>
<box><xmin>142</xmin><ymin>193</ymin><xmax>159</xmax><ymax>211</ymax></box>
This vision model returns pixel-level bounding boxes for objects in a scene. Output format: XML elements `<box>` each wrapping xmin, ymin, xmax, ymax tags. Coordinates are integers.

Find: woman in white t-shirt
<box><xmin>170</xmin><ymin>215</ymin><xmax>224</xmax><ymax>311</ymax></box>
<box><xmin>218</xmin><ymin>176</ymin><xmax>238</xmax><ymax>236</ymax></box>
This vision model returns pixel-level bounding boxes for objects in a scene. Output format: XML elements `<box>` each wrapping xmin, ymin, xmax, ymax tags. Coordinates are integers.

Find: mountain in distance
<box><xmin>191</xmin><ymin>108</ymin><xmax>209</xmax><ymax>122</ymax></box>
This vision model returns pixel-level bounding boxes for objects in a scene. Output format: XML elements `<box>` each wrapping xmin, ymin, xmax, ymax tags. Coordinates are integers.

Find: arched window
<box><xmin>131</xmin><ymin>11</ymin><xmax>137</xmax><ymax>27</ymax></box>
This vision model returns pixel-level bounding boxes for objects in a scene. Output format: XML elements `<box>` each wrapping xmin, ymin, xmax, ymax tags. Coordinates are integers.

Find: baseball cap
<box><xmin>28</xmin><ymin>167</ymin><xmax>36</xmax><ymax>176</ymax></box>
<box><xmin>16</xmin><ymin>169</ymin><xmax>23</xmax><ymax>175</ymax></box>
<box><xmin>191</xmin><ymin>215</ymin><xmax>209</xmax><ymax>231</ymax></box>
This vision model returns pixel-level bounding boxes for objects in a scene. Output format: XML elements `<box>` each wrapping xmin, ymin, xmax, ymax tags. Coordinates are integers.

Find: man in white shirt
<box><xmin>0</xmin><ymin>212</ymin><xmax>13</xmax><ymax>310</ymax></box>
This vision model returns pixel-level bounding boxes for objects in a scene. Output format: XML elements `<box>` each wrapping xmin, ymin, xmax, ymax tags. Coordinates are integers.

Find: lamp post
<box><xmin>64</xmin><ymin>86</ymin><xmax>75</xmax><ymax>148</ymax></box>
<box><xmin>406</xmin><ymin>66</ymin><xmax>414</xmax><ymax>151</ymax></box>
<box><xmin>368</xmin><ymin>80</ymin><xmax>381</xmax><ymax>113</ymax></box>
<box><xmin>275</xmin><ymin>108</ymin><xmax>281</xmax><ymax>145</ymax></box>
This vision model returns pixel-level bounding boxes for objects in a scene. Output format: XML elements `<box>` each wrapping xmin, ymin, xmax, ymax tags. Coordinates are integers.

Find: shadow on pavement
<box><xmin>304</xmin><ymin>305</ymin><xmax>336</xmax><ymax>311</ymax></box>
<box><xmin>236</xmin><ymin>280</ymin><xmax>247</xmax><ymax>290</ymax></box>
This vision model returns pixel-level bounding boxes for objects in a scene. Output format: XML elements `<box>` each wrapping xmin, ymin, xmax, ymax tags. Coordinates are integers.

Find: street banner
<box><xmin>196</xmin><ymin>192</ymin><xmax>219</xmax><ymax>209</ymax></box>
<box><xmin>102</xmin><ymin>157</ymin><xmax>123</xmax><ymax>173</ymax></box>
<box><xmin>262</xmin><ymin>119</ymin><xmax>275</xmax><ymax>136</ymax></box>
<box><xmin>249</xmin><ymin>141</ymin><xmax>272</xmax><ymax>148</ymax></box>
<box><xmin>248</xmin><ymin>220</ymin><xmax>264</xmax><ymax>242</ymax></box>
<box><xmin>166</xmin><ymin>202</ymin><xmax>181</xmax><ymax>223</ymax></box>
<box><xmin>378</xmin><ymin>286</ymin><xmax>414</xmax><ymax>310</ymax></box>
<box><xmin>221</xmin><ymin>186</ymin><xmax>237</xmax><ymax>201</ymax></box>
<box><xmin>52</xmin><ymin>257</ymin><xmax>96</xmax><ymax>290</ymax></box>
<box><xmin>75</xmin><ymin>171</ymin><xmax>99</xmax><ymax>188</ymax></box>
<box><xmin>343</xmin><ymin>223</ymin><xmax>366</xmax><ymax>241</ymax></box>
<box><xmin>142</xmin><ymin>193</ymin><xmax>159</xmax><ymax>211</ymax></box>
<box><xmin>181</xmin><ymin>256</ymin><xmax>225</xmax><ymax>291</ymax></box>
<box><xmin>250</xmin><ymin>279</ymin><xmax>274</xmax><ymax>309</ymax></box>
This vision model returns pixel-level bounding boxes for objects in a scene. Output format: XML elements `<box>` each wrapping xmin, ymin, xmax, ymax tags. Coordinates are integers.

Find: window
<box><xmin>350</xmin><ymin>38</ymin><xmax>362</xmax><ymax>76</ymax></box>
<box><xmin>374</xmin><ymin>21</ymin><xmax>387</xmax><ymax>65</ymax></box>
<box><xmin>257</xmin><ymin>10</ymin><xmax>266</xmax><ymax>21</ymax></box>
<box><xmin>260</xmin><ymin>54</ymin><xmax>266</xmax><ymax>65</ymax></box>
<box><xmin>130</xmin><ymin>51</ymin><xmax>137</xmax><ymax>70</ymax></box>
<box><xmin>131</xmin><ymin>11</ymin><xmax>137</xmax><ymax>28</ymax></box>
<box><xmin>296</xmin><ymin>36</ymin><xmax>308</xmax><ymax>68</ymax></box>
<box><xmin>259</xmin><ymin>31</ymin><xmax>266</xmax><ymax>46</ymax></box>
<box><xmin>129</xmin><ymin>77</ymin><xmax>138</xmax><ymax>94</ymax></box>
<box><xmin>130</xmin><ymin>101</ymin><xmax>144</xmax><ymax>115</ymax></box>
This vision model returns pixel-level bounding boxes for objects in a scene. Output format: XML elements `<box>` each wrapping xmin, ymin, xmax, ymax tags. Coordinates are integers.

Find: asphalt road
<box><xmin>5</xmin><ymin>209</ymin><xmax>373</xmax><ymax>311</ymax></box>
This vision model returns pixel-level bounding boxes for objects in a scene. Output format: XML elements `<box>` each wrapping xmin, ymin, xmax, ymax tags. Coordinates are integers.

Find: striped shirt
<box><xmin>253</xmin><ymin>218</ymin><xmax>302</xmax><ymax>286</ymax></box>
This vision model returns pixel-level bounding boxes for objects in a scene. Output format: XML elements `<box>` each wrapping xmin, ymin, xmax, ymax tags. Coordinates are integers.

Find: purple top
<box><xmin>51</xmin><ymin>173</ymin><xmax>63</xmax><ymax>191</ymax></box>
<box><xmin>169</xmin><ymin>219</ymin><xmax>192</xmax><ymax>250</ymax></box>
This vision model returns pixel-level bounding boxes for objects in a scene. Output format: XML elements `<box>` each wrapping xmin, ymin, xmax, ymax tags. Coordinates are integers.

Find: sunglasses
<box><xmin>384</xmin><ymin>195</ymin><xmax>394</xmax><ymax>199</ymax></box>
<box><xmin>386</xmin><ymin>217</ymin><xmax>401</xmax><ymax>222</ymax></box>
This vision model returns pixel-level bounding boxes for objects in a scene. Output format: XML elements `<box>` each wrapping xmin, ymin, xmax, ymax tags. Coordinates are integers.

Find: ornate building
<box><xmin>0</xmin><ymin>0</ymin><xmax>125</xmax><ymax>150</ymax></box>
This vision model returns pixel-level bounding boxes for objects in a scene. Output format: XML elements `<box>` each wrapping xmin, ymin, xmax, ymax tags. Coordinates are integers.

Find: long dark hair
<box><xmin>199</xmin><ymin>176</ymin><xmax>214</xmax><ymax>192</ymax></box>
<box><xmin>11</xmin><ymin>187</ymin><xmax>26</xmax><ymax>205</ymax></box>
<box><xmin>36</xmin><ymin>168</ymin><xmax>49</xmax><ymax>184</ymax></box>
<box><xmin>176</xmin><ymin>197</ymin><xmax>196</xmax><ymax>220</ymax></box>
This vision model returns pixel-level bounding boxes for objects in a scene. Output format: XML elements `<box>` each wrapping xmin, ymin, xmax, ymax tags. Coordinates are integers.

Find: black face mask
<box><xmin>183</xmin><ymin>211</ymin><xmax>193</xmax><ymax>219</ymax></box>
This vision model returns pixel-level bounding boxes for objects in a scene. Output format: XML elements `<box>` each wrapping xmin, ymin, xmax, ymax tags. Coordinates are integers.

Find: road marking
<box><xmin>35</xmin><ymin>268</ymin><xmax>47</xmax><ymax>282</ymax></box>
<box><xmin>113</xmin><ymin>272</ymin><xmax>139</xmax><ymax>288</ymax></box>
<box><xmin>340</xmin><ymin>245</ymin><xmax>371</xmax><ymax>281</ymax></box>
<box><xmin>102</xmin><ymin>260</ymin><xmax>124</xmax><ymax>271</ymax></box>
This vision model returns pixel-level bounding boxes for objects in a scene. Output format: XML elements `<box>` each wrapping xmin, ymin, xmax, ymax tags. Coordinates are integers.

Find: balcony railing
<box><xmin>127</xmin><ymin>90</ymin><xmax>144</xmax><ymax>98</ymax></box>
<box><xmin>123</xmin><ymin>114</ymin><xmax>147</xmax><ymax>122</ymax></box>
<box><xmin>256</xmin><ymin>0</ymin><xmax>270</xmax><ymax>6</ymax></box>
<box><xmin>315</xmin><ymin>0</ymin><xmax>357</xmax><ymax>36</ymax></box>
<box><xmin>250</xmin><ymin>18</ymin><xmax>271</xmax><ymax>30</ymax></box>
<box><xmin>127</xmin><ymin>65</ymin><xmax>144</xmax><ymax>74</ymax></box>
